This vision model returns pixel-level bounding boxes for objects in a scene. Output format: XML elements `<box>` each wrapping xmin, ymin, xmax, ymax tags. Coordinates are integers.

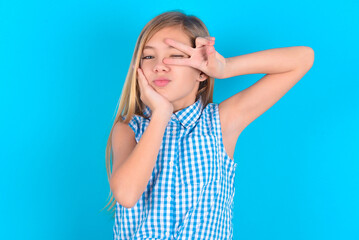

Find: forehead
<box><xmin>144</xmin><ymin>26</ymin><xmax>191</xmax><ymax>49</ymax></box>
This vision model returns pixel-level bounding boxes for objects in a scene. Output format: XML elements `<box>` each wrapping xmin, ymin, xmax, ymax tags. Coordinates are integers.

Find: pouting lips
<box><xmin>153</xmin><ymin>80</ymin><xmax>170</xmax><ymax>87</ymax></box>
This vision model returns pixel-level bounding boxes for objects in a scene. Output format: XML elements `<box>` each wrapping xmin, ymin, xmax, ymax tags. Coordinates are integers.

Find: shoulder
<box><xmin>112</xmin><ymin>119</ymin><xmax>135</xmax><ymax>144</ymax></box>
<box><xmin>219</xmin><ymin>98</ymin><xmax>247</xmax><ymax>133</ymax></box>
<box><xmin>202</xmin><ymin>102</ymin><xmax>217</xmax><ymax>116</ymax></box>
<box><xmin>112</xmin><ymin>115</ymin><xmax>141</xmax><ymax>153</ymax></box>
<box><xmin>200</xmin><ymin>103</ymin><xmax>218</xmax><ymax>126</ymax></box>
<box><xmin>118</xmin><ymin>114</ymin><xmax>149</xmax><ymax>142</ymax></box>
<box><xmin>120</xmin><ymin>115</ymin><xmax>142</xmax><ymax>132</ymax></box>
<box><xmin>111</xmin><ymin>120</ymin><xmax>137</xmax><ymax>183</ymax></box>
<box><xmin>217</xmin><ymin>101</ymin><xmax>247</xmax><ymax>155</ymax></box>
<box><xmin>111</xmin><ymin>120</ymin><xmax>137</xmax><ymax>163</ymax></box>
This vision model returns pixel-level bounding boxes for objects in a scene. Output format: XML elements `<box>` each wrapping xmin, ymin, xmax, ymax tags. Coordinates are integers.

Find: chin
<box><xmin>163</xmin><ymin>94</ymin><xmax>174</xmax><ymax>103</ymax></box>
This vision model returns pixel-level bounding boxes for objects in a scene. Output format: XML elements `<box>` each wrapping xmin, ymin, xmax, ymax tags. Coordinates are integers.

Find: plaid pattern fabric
<box><xmin>114</xmin><ymin>96</ymin><xmax>237</xmax><ymax>239</ymax></box>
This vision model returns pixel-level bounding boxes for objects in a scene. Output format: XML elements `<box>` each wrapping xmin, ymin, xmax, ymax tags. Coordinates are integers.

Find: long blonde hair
<box><xmin>101</xmin><ymin>10</ymin><xmax>215</xmax><ymax>218</ymax></box>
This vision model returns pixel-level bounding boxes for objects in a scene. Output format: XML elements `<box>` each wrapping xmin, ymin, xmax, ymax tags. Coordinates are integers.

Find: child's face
<box><xmin>139</xmin><ymin>26</ymin><xmax>205</xmax><ymax>109</ymax></box>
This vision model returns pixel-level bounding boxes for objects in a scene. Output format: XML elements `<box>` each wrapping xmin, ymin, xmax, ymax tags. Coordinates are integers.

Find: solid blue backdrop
<box><xmin>1</xmin><ymin>0</ymin><xmax>358</xmax><ymax>239</ymax></box>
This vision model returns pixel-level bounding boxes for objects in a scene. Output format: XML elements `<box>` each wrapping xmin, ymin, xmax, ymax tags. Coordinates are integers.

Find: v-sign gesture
<box><xmin>163</xmin><ymin>37</ymin><xmax>227</xmax><ymax>79</ymax></box>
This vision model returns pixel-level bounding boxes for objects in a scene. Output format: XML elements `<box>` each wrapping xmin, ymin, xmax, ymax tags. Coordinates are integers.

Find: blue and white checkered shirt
<box><xmin>114</xmin><ymin>96</ymin><xmax>237</xmax><ymax>239</ymax></box>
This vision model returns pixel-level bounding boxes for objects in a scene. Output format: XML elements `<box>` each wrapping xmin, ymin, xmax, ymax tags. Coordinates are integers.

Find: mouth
<box><xmin>153</xmin><ymin>78</ymin><xmax>171</xmax><ymax>87</ymax></box>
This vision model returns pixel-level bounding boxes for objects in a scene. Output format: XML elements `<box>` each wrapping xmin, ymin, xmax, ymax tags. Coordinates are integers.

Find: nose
<box><xmin>153</xmin><ymin>58</ymin><xmax>169</xmax><ymax>72</ymax></box>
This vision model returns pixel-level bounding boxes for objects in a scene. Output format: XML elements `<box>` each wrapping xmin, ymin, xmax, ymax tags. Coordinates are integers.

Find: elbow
<box><xmin>294</xmin><ymin>46</ymin><xmax>314</xmax><ymax>72</ymax></box>
<box><xmin>114</xmin><ymin>192</ymin><xmax>136</xmax><ymax>209</ymax></box>
<box><xmin>303</xmin><ymin>46</ymin><xmax>315</xmax><ymax>69</ymax></box>
<box><xmin>110</xmin><ymin>178</ymin><xmax>137</xmax><ymax>209</ymax></box>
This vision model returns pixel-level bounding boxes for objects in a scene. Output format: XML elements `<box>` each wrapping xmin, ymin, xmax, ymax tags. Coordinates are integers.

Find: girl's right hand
<box><xmin>137</xmin><ymin>68</ymin><xmax>174</xmax><ymax>120</ymax></box>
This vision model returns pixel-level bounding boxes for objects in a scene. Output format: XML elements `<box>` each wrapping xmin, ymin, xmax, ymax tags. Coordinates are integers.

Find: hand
<box><xmin>136</xmin><ymin>68</ymin><xmax>173</xmax><ymax>120</ymax></box>
<box><xmin>162</xmin><ymin>36</ymin><xmax>227</xmax><ymax>79</ymax></box>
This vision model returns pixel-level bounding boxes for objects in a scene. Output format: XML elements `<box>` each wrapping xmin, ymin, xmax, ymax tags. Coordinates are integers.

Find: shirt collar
<box><xmin>142</xmin><ymin>95</ymin><xmax>204</xmax><ymax>129</ymax></box>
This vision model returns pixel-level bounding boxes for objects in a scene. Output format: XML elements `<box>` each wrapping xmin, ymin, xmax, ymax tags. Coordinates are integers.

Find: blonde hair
<box><xmin>101</xmin><ymin>10</ymin><xmax>215</xmax><ymax>218</ymax></box>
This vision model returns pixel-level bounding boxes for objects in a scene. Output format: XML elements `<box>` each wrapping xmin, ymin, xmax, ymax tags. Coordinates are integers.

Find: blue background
<box><xmin>1</xmin><ymin>0</ymin><xmax>358</xmax><ymax>239</ymax></box>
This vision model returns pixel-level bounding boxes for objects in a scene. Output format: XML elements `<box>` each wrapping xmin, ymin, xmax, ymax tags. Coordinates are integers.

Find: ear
<box><xmin>197</xmin><ymin>72</ymin><xmax>209</xmax><ymax>82</ymax></box>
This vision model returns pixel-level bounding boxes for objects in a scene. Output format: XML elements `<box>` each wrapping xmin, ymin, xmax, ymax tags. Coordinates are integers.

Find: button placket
<box><xmin>164</xmin><ymin>120</ymin><xmax>179</xmax><ymax>238</ymax></box>
<box><xmin>170</xmin><ymin>122</ymin><xmax>178</xmax><ymax>168</ymax></box>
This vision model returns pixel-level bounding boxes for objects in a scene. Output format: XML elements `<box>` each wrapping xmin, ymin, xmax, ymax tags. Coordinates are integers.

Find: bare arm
<box><xmin>222</xmin><ymin>46</ymin><xmax>314</xmax><ymax>78</ymax></box>
<box><xmin>110</xmin><ymin>112</ymin><xmax>169</xmax><ymax>208</ymax></box>
<box><xmin>221</xmin><ymin>46</ymin><xmax>314</xmax><ymax>131</ymax></box>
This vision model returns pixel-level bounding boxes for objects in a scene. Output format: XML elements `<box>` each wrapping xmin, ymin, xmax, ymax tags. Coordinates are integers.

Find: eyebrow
<box><xmin>143</xmin><ymin>45</ymin><xmax>177</xmax><ymax>50</ymax></box>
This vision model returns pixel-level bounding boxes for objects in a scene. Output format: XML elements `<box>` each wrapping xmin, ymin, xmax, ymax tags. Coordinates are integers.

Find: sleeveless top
<box><xmin>113</xmin><ymin>96</ymin><xmax>237</xmax><ymax>239</ymax></box>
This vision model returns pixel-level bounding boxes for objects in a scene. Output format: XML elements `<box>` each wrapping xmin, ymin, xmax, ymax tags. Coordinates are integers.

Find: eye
<box><xmin>170</xmin><ymin>55</ymin><xmax>185</xmax><ymax>58</ymax></box>
<box><xmin>142</xmin><ymin>55</ymin><xmax>153</xmax><ymax>60</ymax></box>
<box><xmin>142</xmin><ymin>54</ymin><xmax>185</xmax><ymax>60</ymax></box>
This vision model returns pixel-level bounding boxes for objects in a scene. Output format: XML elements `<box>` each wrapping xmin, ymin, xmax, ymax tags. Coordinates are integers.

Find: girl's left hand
<box><xmin>163</xmin><ymin>36</ymin><xmax>227</xmax><ymax>79</ymax></box>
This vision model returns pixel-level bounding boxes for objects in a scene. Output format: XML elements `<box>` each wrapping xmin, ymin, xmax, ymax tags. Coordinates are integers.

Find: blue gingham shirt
<box><xmin>114</xmin><ymin>96</ymin><xmax>237</xmax><ymax>239</ymax></box>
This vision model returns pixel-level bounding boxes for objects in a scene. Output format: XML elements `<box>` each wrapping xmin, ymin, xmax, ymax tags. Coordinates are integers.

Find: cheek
<box><xmin>140</xmin><ymin>64</ymin><xmax>152</xmax><ymax>76</ymax></box>
<box><xmin>182</xmin><ymin>67</ymin><xmax>200</xmax><ymax>80</ymax></box>
<box><xmin>176</xmin><ymin>66</ymin><xmax>197</xmax><ymax>75</ymax></box>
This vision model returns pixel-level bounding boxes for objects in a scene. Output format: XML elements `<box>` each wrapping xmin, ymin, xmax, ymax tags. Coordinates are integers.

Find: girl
<box><xmin>104</xmin><ymin>10</ymin><xmax>314</xmax><ymax>239</ymax></box>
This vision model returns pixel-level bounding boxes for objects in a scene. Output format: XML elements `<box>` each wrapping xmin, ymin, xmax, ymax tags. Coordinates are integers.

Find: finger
<box><xmin>206</xmin><ymin>46</ymin><xmax>217</xmax><ymax>69</ymax></box>
<box><xmin>137</xmin><ymin>68</ymin><xmax>147</xmax><ymax>94</ymax></box>
<box><xmin>206</xmin><ymin>45</ymin><xmax>216</xmax><ymax>55</ymax></box>
<box><xmin>206</xmin><ymin>45</ymin><xmax>217</xmax><ymax>67</ymax></box>
<box><xmin>204</xmin><ymin>36</ymin><xmax>215</xmax><ymax>41</ymax></box>
<box><xmin>164</xmin><ymin>38</ymin><xmax>193</xmax><ymax>55</ymax></box>
<box><xmin>207</xmin><ymin>37</ymin><xmax>215</xmax><ymax>45</ymax></box>
<box><xmin>197</xmin><ymin>37</ymin><xmax>216</xmax><ymax>48</ymax></box>
<box><xmin>139</xmin><ymin>68</ymin><xmax>150</xmax><ymax>85</ymax></box>
<box><xmin>195</xmin><ymin>37</ymin><xmax>211</xmax><ymax>48</ymax></box>
<box><xmin>136</xmin><ymin>68</ymin><xmax>143</xmax><ymax>91</ymax></box>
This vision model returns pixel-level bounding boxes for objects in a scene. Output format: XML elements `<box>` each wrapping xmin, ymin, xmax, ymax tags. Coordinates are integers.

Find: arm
<box><xmin>223</xmin><ymin>46</ymin><xmax>314</xmax><ymax>78</ymax></box>
<box><xmin>110</xmin><ymin>112</ymin><xmax>169</xmax><ymax>208</ymax></box>
<box><xmin>219</xmin><ymin>46</ymin><xmax>315</xmax><ymax>134</ymax></box>
<box><xmin>161</xmin><ymin>37</ymin><xmax>314</xmax><ymax>139</ymax></box>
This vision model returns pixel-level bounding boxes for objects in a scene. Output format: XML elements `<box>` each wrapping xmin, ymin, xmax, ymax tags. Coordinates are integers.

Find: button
<box><xmin>169</xmin><ymin>161</ymin><xmax>174</xmax><ymax>166</ymax></box>
<box><xmin>167</xmin><ymin>196</ymin><xmax>171</xmax><ymax>201</ymax></box>
<box><xmin>165</xmin><ymin>231</ymin><xmax>170</xmax><ymax>237</ymax></box>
